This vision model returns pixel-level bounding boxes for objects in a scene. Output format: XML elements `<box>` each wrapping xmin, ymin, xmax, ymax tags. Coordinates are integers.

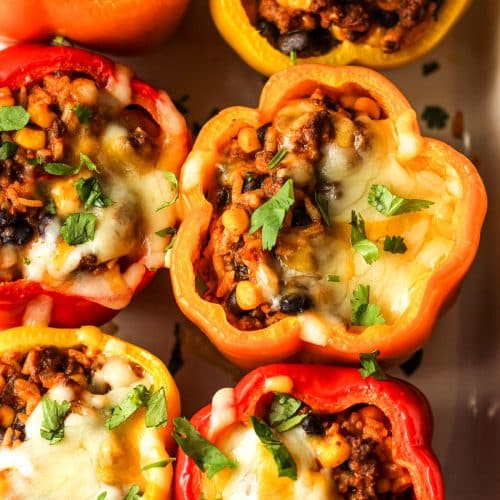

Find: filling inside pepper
<box><xmin>0</xmin><ymin>342</ymin><xmax>168</xmax><ymax>498</ymax></box>
<box><xmin>198</xmin><ymin>88</ymin><xmax>459</xmax><ymax>335</ymax></box>
<box><xmin>203</xmin><ymin>393</ymin><xmax>414</xmax><ymax>499</ymax></box>
<box><xmin>243</xmin><ymin>0</ymin><xmax>443</xmax><ymax>57</ymax></box>
<box><xmin>0</xmin><ymin>71</ymin><xmax>177</xmax><ymax>308</ymax></box>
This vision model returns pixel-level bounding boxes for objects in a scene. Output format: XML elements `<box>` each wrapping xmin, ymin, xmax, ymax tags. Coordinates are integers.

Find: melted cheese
<box><xmin>0</xmin><ymin>357</ymin><xmax>152</xmax><ymax>499</ymax></box>
<box><xmin>204</xmin><ymin>425</ymin><xmax>340</xmax><ymax>500</ymax></box>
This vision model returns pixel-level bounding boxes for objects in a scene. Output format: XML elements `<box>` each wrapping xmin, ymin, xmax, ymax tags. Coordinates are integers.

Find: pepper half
<box><xmin>0</xmin><ymin>44</ymin><xmax>189</xmax><ymax>329</ymax></box>
<box><xmin>175</xmin><ymin>363</ymin><xmax>443</xmax><ymax>499</ymax></box>
<box><xmin>0</xmin><ymin>325</ymin><xmax>181</xmax><ymax>498</ymax></box>
<box><xmin>210</xmin><ymin>0</ymin><xmax>470</xmax><ymax>75</ymax></box>
<box><xmin>171</xmin><ymin>64</ymin><xmax>486</xmax><ymax>367</ymax></box>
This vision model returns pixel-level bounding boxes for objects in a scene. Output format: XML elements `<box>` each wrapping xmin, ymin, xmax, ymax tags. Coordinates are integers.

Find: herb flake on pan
<box><xmin>40</xmin><ymin>396</ymin><xmax>71</xmax><ymax>444</ymax></box>
<box><xmin>359</xmin><ymin>350</ymin><xmax>387</xmax><ymax>380</ymax></box>
<box><xmin>400</xmin><ymin>349</ymin><xmax>424</xmax><ymax>377</ymax></box>
<box><xmin>173</xmin><ymin>417</ymin><xmax>238</xmax><ymax>478</ymax></box>
<box><xmin>383</xmin><ymin>235</ymin><xmax>407</xmax><ymax>254</ymax></box>
<box><xmin>156</xmin><ymin>172</ymin><xmax>179</xmax><ymax>211</ymax></box>
<box><xmin>350</xmin><ymin>211</ymin><xmax>379</xmax><ymax>264</ymax></box>
<box><xmin>368</xmin><ymin>185</ymin><xmax>434</xmax><ymax>216</ymax></box>
<box><xmin>422</xmin><ymin>61</ymin><xmax>440</xmax><ymax>76</ymax></box>
<box><xmin>249</xmin><ymin>178</ymin><xmax>295</xmax><ymax>251</ymax></box>
<box><xmin>0</xmin><ymin>141</ymin><xmax>18</xmax><ymax>160</ymax></box>
<box><xmin>421</xmin><ymin>105</ymin><xmax>449</xmax><ymax>129</ymax></box>
<box><xmin>60</xmin><ymin>213</ymin><xmax>97</xmax><ymax>245</ymax></box>
<box><xmin>268</xmin><ymin>147</ymin><xmax>288</xmax><ymax>170</ymax></box>
<box><xmin>351</xmin><ymin>284</ymin><xmax>385</xmax><ymax>326</ymax></box>
<box><xmin>75</xmin><ymin>177</ymin><xmax>114</xmax><ymax>210</ymax></box>
<box><xmin>250</xmin><ymin>416</ymin><xmax>297</xmax><ymax>480</ymax></box>
<box><xmin>0</xmin><ymin>106</ymin><xmax>30</xmax><ymax>131</ymax></box>
<box><xmin>73</xmin><ymin>104</ymin><xmax>93</xmax><ymax>124</ymax></box>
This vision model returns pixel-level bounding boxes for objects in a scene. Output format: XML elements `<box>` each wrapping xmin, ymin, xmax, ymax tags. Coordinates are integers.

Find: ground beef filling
<box><xmin>0</xmin><ymin>345</ymin><xmax>142</xmax><ymax>447</ymax></box>
<box><xmin>243</xmin><ymin>0</ymin><xmax>442</xmax><ymax>56</ymax></box>
<box><xmin>0</xmin><ymin>73</ymin><xmax>159</xmax><ymax>283</ymax></box>
<box><xmin>198</xmin><ymin>88</ymin><xmax>382</xmax><ymax>330</ymax></box>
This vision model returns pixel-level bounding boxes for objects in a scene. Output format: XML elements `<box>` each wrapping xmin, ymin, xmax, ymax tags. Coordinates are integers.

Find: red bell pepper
<box><xmin>175</xmin><ymin>364</ymin><xmax>444</xmax><ymax>499</ymax></box>
<box><xmin>0</xmin><ymin>44</ymin><xmax>189</xmax><ymax>329</ymax></box>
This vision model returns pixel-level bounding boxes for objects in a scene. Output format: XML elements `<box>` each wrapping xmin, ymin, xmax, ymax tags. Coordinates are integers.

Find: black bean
<box><xmin>37</xmin><ymin>214</ymin><xmax>53</xmax><ymax>236</ymax></box>
<box><xmin>256</xmin><ymin>124</ymin><xmax>270</xmax><ymax>144</ymax></box>
<box><xmin>301</xmin><ymin>414</ymin><xmax>324</xmax><ymax>436</ymax></box>
<box><xmin>291</xmin><ymin>206</ymin><xmax>312</xmax><ymax>227</ymax></box>
<box><xmin>279</xmin><ymin>292</ymin><xmax>311</xmax><ymax>314</ymax></box>
<box><xmin>12</xmin><ymin>222</ymin><xmax>34</xmax><ymax>245</ymax></box>
<box><xmin>277</xmin><ymin>30</ymin><xmax>310</xmax><ymax>54</ymax></box>
<box><xmin>383</xmin><ymin>39</ymin><xmax>400</xmax><ymax>53</ymax></box>
<box><xmin>374</xmin><ymin>9</ymin><xmax>399</xmax><ymax>28</ymax></box>
<box><xmin>309</xmin><ymin>28</ymin><xmax>337</xmax><ymax>55</ymax></box>
<box><xmin>242</xmin><ymin>174</ymin><xmax>265</xmax><ymax>193</ymax></box>
<box><xmin>256</xmin><ymin>19</ymin><xmax>279</xmax><ymax>45</ymax></box>
<box><xmin>226</xmin><ymin>288</ymin><xmax>244</xmax><ymax>316</ymax></box>
<box><xmin>0</xmin><ymin>209</ymin><xmax>13</xmax><ymax>227</ymax></box>
<box><xmin>234</xmin><ymin>262</ymin><xmax>249</xmax><ymax>281</ymax></box>
<box><xmin>216</xmin><ymin>186</ymin><xmax>231</xmax><ymax>210</ymax></box>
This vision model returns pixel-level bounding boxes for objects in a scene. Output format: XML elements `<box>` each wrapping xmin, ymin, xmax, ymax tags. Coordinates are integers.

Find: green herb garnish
<box><xmin>44</xmin><ymin>162</ymin><xmax>81</xmax><ymax>176</ymax></box>
<box><xmin>268</xmin><ymin>147</ymin><xmax>288</xmax><ymax>170</ymax></box>
<box><xmin>105</xmin><ymin>384</ymin><xmax>151</xmax><ymax>430</ymax></box>
<box><xmin>327</xmin><ymin>274</ymin><xmax>340</xmax><ymax>282</ymax></box>
<box><xmin>249</xmin><ymin>178</ymin><xmax>294</xmax><ymax>251</ymax></box>
<box><xmin>75</xmin><ymin>177</ymin><xmax>114</xmax><ymax>210</ymax></box>
<box><xmin>145</xmin><ymin>388</ymin><xmax>168</xmax><ymax>428</ymax></box>
<box><xmin>79</xmin><ymin>153</ymin><xmax>98</xmax><ymax>172</ymax></box>
<box><xmin>0</xmin><ymin>141</ymin><xmax>18</xmax><ymax>160</ymax></box>
<box><xmin>351</xmin><ymin>284</ymin><xmax>385</xmax><ymax>326</ymax></box>
<box><xmin>290</xmin><ymin>50</ymin><xmax>297</xmax><ymax>66</ymax></box>
<box><xmin>51</xmin><ymin>35</ymin><xmax>72</xmax><ymax>47</ymax></box>
<box><xmin>45</xmin><ymin>198</ymin><xmax>56</xmax><ymax>215</ymax></box>
<box><xmin>155</xmin><ymin>226</ymin><xmax>177</xmax><ymax>251</ymax></box>
<box><xmin>195</xmin><ymin>272</ymin><xmax>208</xmax><ymax>296</ymax></box>
<box><xmin>40</xmin><ymin>396</ymin><xmax>71</xmax><ymax>444</ymax></box>
<box><xmin>359</xmin><ymin>350</ymin><xmax>387</xmax><ymax>380</ymax></box>
<box><xmin>383</xmin><ymin>235</ymin><xmax>407</xmax><ymax>254</ymax></box>
<box><xmin>250</xmin><ymin>416</ymin><xmax>297</xmax><ymax>480</ymax></box>
<box><xmin>22</xmin><ymin>257</ymin><xmax>31</xmax><ymax>265</ymax></box>
<box><xmin>97</xmin><ymin>492</ymin><xmax>107</xmax><ymax>500</ymax></box>
<box><xmin>314</xmin><ymin>190</ymin><xmax>330</xmax><ymax>227</ymax></box>
<box><xmin>124</xmin><ymin>484</ymin><xmax>141</xmax><ymax>500</ymax></box>
<box><xmin>0</xmin><ymin>106</ymin><xmax>30</xmax><ymax>131</ymax></box>
<box><xmin>73</xmin><ymin>104</ymin><xmax>93</xmax><ymax>124</ymax></box>
<box><xmin>60</xmin><ymin>213</ymin><xmax>96</xmax><ymax>245</ymax></box>
<box><xmin>269</xmin><ymin>393</ymin><xmax>302</xmax><ymax>428</ymax></box>
<box><xmin>350</xmin><ymin>211</ymin><xmax>379</xmax><ymax>264</ymax></box>
<box><xmin>28</xmin><ymin>157</ymin><xmax>43</xmax><ymax>166</ymax></box>
<box><xmin>173</xmin><ymin>417</ymin><xmax>238</xmax><ymax>478</ymax></box>
<box><xmin>141</xmin><ymin>458</ymin><xmax>174</xmax><ymax>471</ymax></box>
<box><xmin>421</xmin><ymin>105</ymin><xmax>449</xmax><ymax>129</ymax></box>
<box><xmin>156</xmin><ymin>172</ymin><xmax>179</xmax><ymax>211</ymax></box>
<box><xmin>368</xmin><ymin>185</ymin><xmax>434</xmax><ymax>216</ymax></box>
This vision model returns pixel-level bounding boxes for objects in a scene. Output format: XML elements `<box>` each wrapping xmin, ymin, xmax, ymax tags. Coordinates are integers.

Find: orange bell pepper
<box><xmin>210</xmin><ymin>0</ymin><xmax>470</xmax><ymax>75</ymax></box>
<box><xmin>0</xmin><ymin>325</ymin><xmax>181</xmax><ymax>498</ymax></box>
<box><xmin>171</xmin><ymin>64</ymin><xmax>486</xmax><ymax>368</ymax></box>
<box><xmin>0</xmin><ymin>0</ymin><xmax>191</xmax><ymax>54</ymax></box>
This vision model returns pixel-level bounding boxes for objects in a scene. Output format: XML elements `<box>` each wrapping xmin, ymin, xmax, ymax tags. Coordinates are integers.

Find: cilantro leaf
<box><xmin>421</xmin><ymin>106</ymin><xmax>449</xmax><ymax>129</ymax></box>
<box><xmin>141</xmin><ymin>458</ymin><xmax>174</xmax><ymax>471</ymax></box>
<box><xmin>0</xmin><ymin>106</ymin><xmax>30</xmax><ymax>131</ymax></box>
<box><xmin>145</xmin><ymin>387</ymin><xmax>168</xmax><ymax>428</ymax></box>
<box><xmin>45</xmin><ymin>198</ymin><xmax>56</xmax><ymax>215</ymax></box>
<box><xmin>73</xmin><ymin>104</ymin><xmax>93</xmax><ymax>124</ymax></box>
<box><xmin>383</xmin><ymin>235</ymin><xmax>407</xmax><ymax>254</ymax></box>
<box><xmin>327</xmin><ymin>274</ymin><xmax>340</xmax><ymax>282</ymax></box>
<box><xmin>44</xmin><ymin>162</ymin><xmax>81</xmax><ymax>176</ymax></box>
<box><xmin>51</xmin><ymin>35</ymin><xmax>72</xmax><ymax>47</ymax></box>
<box><xmin>60</xmin><ymin>213</ymin><xmax>96</xmax><ymax>245</ymax></box>
<box><xmin>249</xmin><ymin>178</ymin><xmax>294</xmax><ymax>251</ymax></box>
<box><xmin>314</xmin><ymin>189</ymin><xmax>330</xmax><ymax>227</ymax></box>
<box><xmin>40</xmin><ymin>396</ymin><xmax>71</xmax><ymax>444</ymax></box>
<box><xmin>290</xmin><ymin>50</ymin><xmax>298</xmax><ymax>66</ymax></box>
<box><xmin>351</xmin><ymin>284</ymin><xmax>385</xmax><ymax>326</ymax></box>
<box><xmin>250</xmin><ymin>416</ymin><xmax>297</xmax><ymax>480</ymax></box>
<box><xmin>156</xmin><ymin>172</ymin><xmax>179</xmax><ymax>211</ymax></box>
<box><xmin>359</xmin><ymin>350</ymin><xmax>387</xmax><ymax>380</ymax></box>
<box><xmin>124</xmin><ymin>484</ymin><xmax>141</xmax><ymax>500</ymax></box>
<box><xmin>274</xmin><ymin>414</ymin><xmax>307</xmax><ymax>433</ymax></box>
<box><xmin>269</xmin><ymin>393</ymin><xmax>302</xmax><ymax>427</ymax></box>
<box><xmin>97</xmin><ymin>492</ymin><xmax>107</xmax><ymax>500</ymax></box>
<box><xmin>0</xmin><ymin>141</ymin><xmax>18</xmax><ymax>160</ymax></box>
<box><xmin>155</xmin><ymin>227</ymin><xmax>177</xmax><ymax>250</ymax></box>
<box><xmin>105</xmin><ymin>384</ymin><xmax>151</xmax><ymax>430</ymax></box>
<box><xmin>350</xmin><ymin>211</ymin><xmax>379</xmax><ymax>264</ymax></box>
<box><xmin>173</xmin><ymin>417</ymin><xmax>238</xmax><ymax>478</ymax></box>
<box><xmin>79</xmin><ymin>153</ymin><xmax>99</xmax><ymax>172</ymax></box>
<box><xmin>75</xmin><ymin>177</ymin><xmax>114</xmax><ymax>210</ymax></box>
<box><xmin>368</xmin><ymin>185</ymin><xmax>434</xmax><ymax>216</ymax></box>
<box><xmin>268</xmin><ymin>148</ymin><xmax>288</xmax><ymax>169</ymax></box>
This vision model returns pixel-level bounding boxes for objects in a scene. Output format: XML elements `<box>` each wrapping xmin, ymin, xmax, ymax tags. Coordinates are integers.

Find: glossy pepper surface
<box><xmin>210</xmin><ymin>0</ymin><xmax>470</xmax><ymax>75</ymax></box>
<box><xmin>175</xmin><ymin>363</ymin><xmax>443</xmax><ymax>500</ymax></box>
<box><xmin>0</xmin><ymin>0</ymin><xmax>191</xmax><ymax>54</ymax></box>
<box><xmin>171</xmin><ymin>64</ymin><xmax>486</xmax><ymax>367</ymax></box>
<box><xmin>0</xmin><ymin>324</ymin><xmax>181</xmax><ymax>499</ymax></box>
<box><xmin>0</xmin><ymin>44</ymin><xmax>189</xmax><ymax>329</ymax></box>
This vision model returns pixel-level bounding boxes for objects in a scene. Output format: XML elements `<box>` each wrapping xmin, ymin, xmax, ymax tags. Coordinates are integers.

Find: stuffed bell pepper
<box><xmin>0</xmin><ymin>325</ymin><xmax>180</xmax><ymax>499</ymax></box>
<box><xmin>211</xmin><ymin>0</ymin><xmax>470</xmax><ymax>75</ymax></box>
<box><xmin>175</xmin><ymin>364</ymin><xmax>443</xmax><ymax>499</ymax></box>
<box><xmin>171</xmin><ymin>64</ymin><xmax>486</xmax><ymax>367</ymax></box>
<box><xmin>0</xmin><ymin>44</ymin><xmax>189</xmax><ymax>329</ymax></box>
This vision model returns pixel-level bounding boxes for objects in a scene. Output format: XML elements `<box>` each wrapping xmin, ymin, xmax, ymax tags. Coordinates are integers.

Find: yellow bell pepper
<box><xmin>0</xmin><ymin>325</ymin><xmax>181</xmax><ymax>499</ymax></box>
<box><xmin>210</xmin><ymin>0</ymin><xmax>471</xmax><ymax>75</ymax></box>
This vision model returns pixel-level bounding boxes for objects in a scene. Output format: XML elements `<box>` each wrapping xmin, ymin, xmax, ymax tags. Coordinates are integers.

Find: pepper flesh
<box><xmin>210</xmin><ymin>0</ymin><xmax>470</xmax><ymax>75</ymax></box>
<box><xmin>171</xmin><ymin>64</ymin><xmax>486</xmax><ymax>367</ymax></box>
<box><xmin>0</xmin><ymin>324</ymin><xmax>181</xmax><ymax>499</ymax></box>
<box><xmin>0</xmin><ymin>44</ymin><xmax>189</xmax><ymax>329</ymax></box>
<box><xmin>175</xmin><ymin>363</ymin><xmax>443</xmax><ymax>500</ymax></box>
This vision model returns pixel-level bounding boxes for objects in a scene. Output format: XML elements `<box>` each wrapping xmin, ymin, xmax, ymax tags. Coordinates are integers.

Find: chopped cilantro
<box><xmin>359</xmin><ymin>350</ymin><xmax>387</xmax><ymax>380</ymax></box>
<box><xmin>351</xmin><ymin>284</ymin><xmax>385</xmax><ymax>326</ymax></box>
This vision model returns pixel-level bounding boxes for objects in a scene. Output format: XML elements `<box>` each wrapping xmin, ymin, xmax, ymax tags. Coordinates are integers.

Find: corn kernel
<box><xmin>14</xmin><ymin>128</ymin><xmax>46</xmax><ymax>150</ymax></box>
<box><xmin>359</xmin><ymin>405</ymin><xmax>385</xmax><ymax>422</ymax></box>
<box><xmin>71</xmin><ymin>78</ymin><xmax>99</xmax><ymax>106</ymax></box>
<box><xmin>28</xmin><ymin>102</ymin><xmax>56</xmax><ymax>128</ymax></box>
<box><xmin>237</xmin><ymin>126</ymin><xmax>261</xmax><ymax>153</ymax></box>
<box><xmin>221</xmin><ymin>207</ymin><xmax>250</xmax><ymax>236</ymax></box>
<box><xmin>236</xmin><ymin>281</ymin><xmax>263</xmax><ymax>310</ymax></box>
<box><xmin>51</xmin><ymin>179</ymin><xmax>82</xmax><ymax>216</ymax></box>
<box><xmin>354</xmin><ymin>97</ymin><xmax>381</xmax><ymax>120</ymax></box>
<box><xmin>339</xmin><ymin>94</ymin><xmax>358</xmax><ymax>109</ymax></box>
<box><xmin>312</xmin><ymin>433</ymin><xmax>352</xmax><ymax>468</ymax></box>
<box><xmin>0</xmin><ymin>405</ymin><xmax>15</xmax><ymax>428</ymax></box>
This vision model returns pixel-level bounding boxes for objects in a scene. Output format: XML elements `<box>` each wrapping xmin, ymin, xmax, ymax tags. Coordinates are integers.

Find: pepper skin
<box><xmin>0</xmin><ymin>44</ymin><xmax>189</xmax><ymax>329</ymax></box>
<box><xmin>0</xmin><ymin>325</ymin><xmax>181</xmax><ymax>499</ymax></box>
<box><xmin>171</xmin><ymin>64</ymin><xmax>486</xmax><ymax>367</ymax></box>
<box><xmin>0</xmin><ymin>0</ymin><xmax>191</xmax><ymax>54</ymax></box>
<box><xmin>175</xmin><ymin>363</ymin><xmax>443</xmax><ymax>500</ymax></box>
<box><xmin>210</xmin><ymin>0</ymin><xmax>470</xmax><ymax>75</ymax></box>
